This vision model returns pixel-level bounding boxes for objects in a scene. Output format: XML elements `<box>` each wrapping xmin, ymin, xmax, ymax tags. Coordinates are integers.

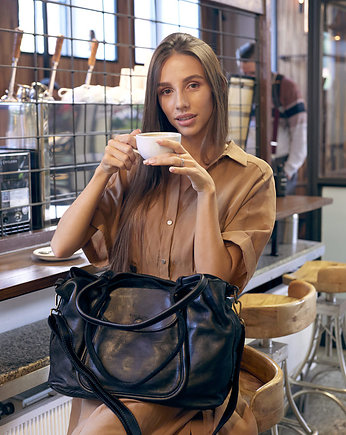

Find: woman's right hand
<box><xmin>99</xmin><ymin>129</ymin><xmax>141</xmax><ymax>174</ymax></box>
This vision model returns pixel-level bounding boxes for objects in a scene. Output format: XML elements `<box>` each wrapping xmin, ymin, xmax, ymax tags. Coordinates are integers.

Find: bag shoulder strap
<box><xmin>212</xmin><ymin>324</ymin><xmax>245</xmax><ymax>435</ymax></box>
<box><xmin>48</xmin><ymin>313</ymin><xmax>142</xmax><ymax>435</ymax></box>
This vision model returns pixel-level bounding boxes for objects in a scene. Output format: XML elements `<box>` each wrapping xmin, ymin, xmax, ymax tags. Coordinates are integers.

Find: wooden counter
<box><xmin>276</xmin><ymin>195</ymin><xmax>333</xmax><ymax>220</ymax></box>
<box><xmin>270</xmin><ymin>195</ymin><xmax>333</xmax><ymax>256</ymax></box>
<box><xmin>0</xmin><ymin>247</ymin><xmax>100</xmax><ymax>301</ymax></box>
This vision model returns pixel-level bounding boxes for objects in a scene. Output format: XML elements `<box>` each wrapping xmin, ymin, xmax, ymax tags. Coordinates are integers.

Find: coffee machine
<box><xmin>0</xmin><ymin>150</ymin><xmax>31</xmax><ymax>235</ymax></box>
<box><xmin>0</xmin><ymin>101</ymin><xmax>50</xmax><ymax>232</ymax></box>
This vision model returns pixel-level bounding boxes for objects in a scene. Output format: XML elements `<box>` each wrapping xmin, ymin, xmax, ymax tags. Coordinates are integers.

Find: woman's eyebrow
<box><xmin>157</xmin><ymin>74</ymin><xmax>205</xmax><ymax>87</ymax></box>
<box><xmin>183</xmin><ymin>74</ymin><xmax>205</xmax><ymax>82</ymax></box>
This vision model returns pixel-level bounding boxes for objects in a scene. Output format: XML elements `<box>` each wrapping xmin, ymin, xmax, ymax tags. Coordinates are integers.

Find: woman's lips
<box><xmin>175</xmin><ymin>113</ymin><xmax>196</xmax><ymax>127</ymax></box>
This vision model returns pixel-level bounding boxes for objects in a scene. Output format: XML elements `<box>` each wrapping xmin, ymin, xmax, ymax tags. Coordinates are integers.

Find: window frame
<box><xmin>18</xmin><ymin>0</ymin><xmax>118</xmax><ymax>62</ymax></box>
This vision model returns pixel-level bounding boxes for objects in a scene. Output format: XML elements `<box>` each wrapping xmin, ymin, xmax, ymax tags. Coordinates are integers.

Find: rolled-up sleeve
<box><xmin>221</xmin><ymin>160</ymin><xmax>276</xmax><ymax>290</ymax></box>
<box><xmin>82</xmin><ymin>170</ymin><xmax>129</xmax><ymax>267</ymax></box>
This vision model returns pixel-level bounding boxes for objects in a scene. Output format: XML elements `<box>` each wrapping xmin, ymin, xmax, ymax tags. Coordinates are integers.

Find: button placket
<box><xmin>158</xmin><ymin>177</ymin><xmax>180</xmax><ymax>277</ymax></box>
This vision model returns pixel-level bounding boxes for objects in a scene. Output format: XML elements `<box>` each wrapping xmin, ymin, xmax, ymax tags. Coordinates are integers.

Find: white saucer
<box><xmin>33</xmin><ymin>246</ymin><xmax>83</xmax><ymax>262</ymax></box>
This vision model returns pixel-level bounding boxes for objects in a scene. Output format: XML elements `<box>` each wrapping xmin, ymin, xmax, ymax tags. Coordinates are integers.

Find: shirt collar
<box><xmin>205</xmin><ymin>140</ymin><xmax>249</xmax><ymax>169</ymax></box>
<box><xmin>222</xmin><ymin>140</ymin><xmax>248</xmax><ymax>166</ymax></box>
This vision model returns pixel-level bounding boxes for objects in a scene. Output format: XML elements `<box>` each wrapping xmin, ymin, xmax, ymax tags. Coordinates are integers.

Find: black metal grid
<box><xmin>0</xmin><ymin>0</ymin><xmax>260</xmax><ymax>237</ymax></box>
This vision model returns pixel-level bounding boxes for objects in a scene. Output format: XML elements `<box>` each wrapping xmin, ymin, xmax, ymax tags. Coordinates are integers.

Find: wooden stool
<box><xmin>240</xmin><ymin>280</ymin><xmax>318</xmax><ymax>434</ymax></box>
<box><xmin>240</xmin><ymin>345</ymin><xmax>284</xmax><ymax>434</ymax></box>
<box><xmin>283</xmin><ymin>261</ymin><xmax>346</xmax><ymax>394</ymax></box>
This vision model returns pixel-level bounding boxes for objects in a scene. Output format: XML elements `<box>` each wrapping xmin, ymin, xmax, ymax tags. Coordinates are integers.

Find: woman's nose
<box><xmin>175</xmin><ymin>90</ymin><xmax>189</xmax><ymax>110</ymax></box>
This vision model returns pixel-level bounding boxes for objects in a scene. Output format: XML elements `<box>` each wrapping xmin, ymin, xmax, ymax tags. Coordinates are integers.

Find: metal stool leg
<box><xmin>282</xmin><ymin>359</ymin><xmax>317</xmax><ymax>435</ymax></box>
<box><xmin>294</xmin><ymin>295</ymin><xmax>346</xmax><ymax>392</ymax></box>
<box><xmin>292</xmin><ymin>314</ymin><xmax>322</xmax><ymax>381</ymax></box>
<box><xmin>278</xmin><ymin>420</ymin><xmax>310</xmax><ymax>435</ymax></box>
<box><xmin>270</xmin><ymin>424</ymin><xmax>279</xmax><ymax>435</ymax></box>
<box><xmin>335</xmin><ymin>315</ymin><xmax>346</xmax><ymax>384</ymax></box>
<box><xmin>250</xmin><ymin>340</ymin><xmax>318</xmax><ymax>434</ymax></box>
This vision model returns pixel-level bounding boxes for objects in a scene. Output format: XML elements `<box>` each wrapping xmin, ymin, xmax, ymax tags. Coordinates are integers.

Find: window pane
<box><xmin>320</xmin><ymin>3</ymin><xmax>346</xmax><ymax>178</ymax></box>
<box><xmin>134</xmin><ymin>0</ymin><xmax>199</xmax><ymax>64</ymax></box>
<box><xmin>134</xmin><ymin>0</ymin><xmax>156</xmax><ymax>64</ymax></box>
<box><xmin>18</xmin><ymin>0</ymin><xmax>44</xmax><ymax>53</ymax></box>
<box><xmin>179</xmin><ymin>0</ymin><xmax>200</xmax><ymax>34</ymax></box>
<box><xmin>46</xmin><ymin>3</ymin><xmax>68</xmax><ymax>55</ymax></box>
<box><xmin>18</xmin><ymin>0</ymin><xmax>117</xmax><ymax>61</ymax></box>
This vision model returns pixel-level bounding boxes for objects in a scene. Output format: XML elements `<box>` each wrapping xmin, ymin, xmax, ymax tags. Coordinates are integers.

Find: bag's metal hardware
<box><xmin>101</xmin><ymin>270</ymin><xmax>114</xmax><ymax>280</ymax></box>
<box><xmin>232</xmin><ymin>298</ymin><xmax>243</xmax><ymax>323</ymax></box>
<box><xmin>50</xmin><ymin>307</ymin><xmax>59</xmax><ymax>315</ymax></box>
<box><xmin>50</xmin><ymin>294</ymin><xmax>62</xmax><ymax>315</ymax></box>
<box><xmin>55</xmin><ymin>293</ymin><xmax>61</xmax><ymax>307</ymax></box>
<box><xmin>226</xmin><ymin>284</ymin><xmax>239</xmax><ymax>299</ymax></box>
<box><xmin>54</xmin><ymin>278</ymin><xmax>65</xmax><ymax>288</ymax></box>
<box><xmin>226</xmin><ymin>284</ymin><xmax>243</xmax><ymax>323</ymax></box>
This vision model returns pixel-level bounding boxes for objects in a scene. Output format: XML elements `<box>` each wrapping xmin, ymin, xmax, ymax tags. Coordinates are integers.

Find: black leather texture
<box><xmin>48</xmin><ymin>267</ymin><xmax>245</xmax><ymax>434</ymax></box>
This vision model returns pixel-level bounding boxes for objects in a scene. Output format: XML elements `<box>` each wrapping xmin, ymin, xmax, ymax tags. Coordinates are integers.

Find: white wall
<box><xmin>267</xmin><ymin>283</ymin><xmax>314</xmax><ymax>375</ymax></box>
<box><xmin>0</xmin><ymin>287</ymin><xmax>55</xmax><ymax>334</ymax></box>
<box><xmin>322</xmin><ymin>186</ymin><xmax>346</xmax><ymax>262</ymax></box>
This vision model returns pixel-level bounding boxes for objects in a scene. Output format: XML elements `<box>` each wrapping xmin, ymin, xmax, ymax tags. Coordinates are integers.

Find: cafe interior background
<box><xmin>0</xmin><ymin>0</ymin><xmax>345</xmax><ymax>433</ymax></box>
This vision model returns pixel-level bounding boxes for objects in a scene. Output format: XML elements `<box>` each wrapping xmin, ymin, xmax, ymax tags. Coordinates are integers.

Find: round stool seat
<box><xmin>283</xmin><ymin>260</ymin><xmax>346</xmax><ymax>293</ymax></box>
<box><xmin>240</xmin><ymin>280</ymin><xmax>316</xmax><ymax>338</ymax></box>
<box><xmin>241</xmin><ymin>293</ymin><xmax>297</xmax><ymax>306</ymax></box>
<box><xmin>240</xmin><ymin>345</ymin><xmax>284</xmax><ymax>433</ymax></box>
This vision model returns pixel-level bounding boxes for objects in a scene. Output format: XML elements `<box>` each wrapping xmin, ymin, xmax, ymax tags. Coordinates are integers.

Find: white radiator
<box><xmin>0</xmin><ymin>395</ymin><xmax>72</xmax><ymax>435</ymax></box>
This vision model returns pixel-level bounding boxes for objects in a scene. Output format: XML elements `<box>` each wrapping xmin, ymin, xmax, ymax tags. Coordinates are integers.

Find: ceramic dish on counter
<box><xmin>33</xmin><ymin>246</ymin><xmax>83</xmax><ymax>262</ymax></box>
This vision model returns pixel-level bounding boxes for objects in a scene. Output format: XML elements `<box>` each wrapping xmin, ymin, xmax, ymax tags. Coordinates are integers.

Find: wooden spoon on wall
<box><xmin>85</xmin><ymin>38</ymin><xmax>99</xmax><ymax>86</ymax></box>
<box><xmin>3</xmin><ymin>27</ymin><xmax>24</xmax><ymax>101</ymax></box>
<box><xmin>48</xmin><ymin>34</ymin><xmax>64</xmax><ymax>99</ymax></box>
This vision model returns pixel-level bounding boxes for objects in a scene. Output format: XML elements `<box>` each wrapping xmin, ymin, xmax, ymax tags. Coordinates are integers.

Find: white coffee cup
<box><xmin>136</xmin><ymin>132</ymin><xmax>181</xmax><ymax>159</ymax></box>
<box><xmin>58</xmin><ymin>85</ymin><xmax>92</xmax><ymax>102</ymax></box>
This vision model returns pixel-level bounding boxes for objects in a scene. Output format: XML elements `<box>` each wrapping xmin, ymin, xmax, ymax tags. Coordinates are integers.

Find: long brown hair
<box><xmin>110</xmin><ymin>32</ymin><xmax>228</xmax><ymax>272</ymax></box>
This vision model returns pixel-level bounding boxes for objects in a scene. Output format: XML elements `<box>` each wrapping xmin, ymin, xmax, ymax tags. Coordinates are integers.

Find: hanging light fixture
<box><xmin>297</xmin><ymin>0</ymin><xmax>308</xmax><ymax>33</ymax></box>
<box><xmin>304</xmin><ymin>0</ymin><xmax>309</xmax><ymax>33</ymax></box>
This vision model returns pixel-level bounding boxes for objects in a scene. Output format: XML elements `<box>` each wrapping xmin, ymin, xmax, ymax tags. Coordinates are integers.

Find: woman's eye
<box><xmin>160</xmin><ymin>88</ymin><xmax>172</xmax><ymax>95</ymax></box>
<box><xmin>189</xmin><ymin>82</ymin><xmax>200</xmax><ymax>89</ymax></box>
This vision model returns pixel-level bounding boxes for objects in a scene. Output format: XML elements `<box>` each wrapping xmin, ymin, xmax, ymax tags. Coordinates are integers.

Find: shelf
<box><xmin>244</xmin><ymin>239</ymin><xmax>325</xmax><ymax>292</ymax></box>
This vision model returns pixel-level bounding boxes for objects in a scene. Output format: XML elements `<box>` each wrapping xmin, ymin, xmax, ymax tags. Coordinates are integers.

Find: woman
<box><xmin>51</xmin><ymin>32</ymin><xmax>276</xmax><ymax>435</ymax></box>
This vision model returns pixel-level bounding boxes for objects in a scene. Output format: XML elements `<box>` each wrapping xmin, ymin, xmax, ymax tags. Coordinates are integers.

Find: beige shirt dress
<box><xmin>68</xmin><ymin>141</ymin><xmax>276</xmax><ymax>435</ymax></box>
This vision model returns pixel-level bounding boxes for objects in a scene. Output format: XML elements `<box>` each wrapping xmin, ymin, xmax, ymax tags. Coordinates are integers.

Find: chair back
<box><xmin>240</xmin><ymin>345</ymin><xmax>284</xmax><ymax>432</ymax></box>
<box><xmin>240</xmin><ymin>280</ymin><xmax>316</xmax><ymax>338</ymax></box>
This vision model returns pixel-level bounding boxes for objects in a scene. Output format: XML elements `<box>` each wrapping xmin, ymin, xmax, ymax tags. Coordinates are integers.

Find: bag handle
<box><xmin>75</xmin><ymin>273</ymin><xmax>209</xmax><ymax>330</ymax></box>
<box><xmin>48</xmin><ymin>313</ymin><xmax>142</xmax><ymax>435</ymax></box>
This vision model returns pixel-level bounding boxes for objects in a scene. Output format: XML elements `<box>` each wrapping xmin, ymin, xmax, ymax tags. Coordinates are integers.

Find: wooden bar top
<box><xmin>276</xmin><ymin>195</ymin><xmax>333</xmax><ymax>220</ymax></box>
<box><xmin>0</xmin><ymin>247</ymin><xmax>100</xmax><ymax>301</ymax></box>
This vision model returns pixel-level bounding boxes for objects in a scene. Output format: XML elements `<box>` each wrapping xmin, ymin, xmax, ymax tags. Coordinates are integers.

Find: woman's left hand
<box><xmin>143</xmin><ymin>139</ymin><xmax>215</xmax><ymax>194</ymax></box>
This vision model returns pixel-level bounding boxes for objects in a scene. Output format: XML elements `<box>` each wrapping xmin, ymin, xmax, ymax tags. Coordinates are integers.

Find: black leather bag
<box><xmin>48</xmin><ymin>267</ymin><xmax>245</xmax><ymax>435</ymax></box>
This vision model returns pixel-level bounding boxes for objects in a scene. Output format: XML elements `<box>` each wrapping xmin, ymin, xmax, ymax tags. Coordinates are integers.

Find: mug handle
<box><xmin>58</xmin><ymin>88</ymin><xmax>69</xmax><ymax>97</ymax></box>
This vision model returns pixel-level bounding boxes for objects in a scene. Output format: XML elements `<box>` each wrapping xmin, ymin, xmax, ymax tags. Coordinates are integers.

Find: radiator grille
<box><xmin>0</xmin><ymin>395</ymin><xmax>72</xmax><ymax>435</ymax></box>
